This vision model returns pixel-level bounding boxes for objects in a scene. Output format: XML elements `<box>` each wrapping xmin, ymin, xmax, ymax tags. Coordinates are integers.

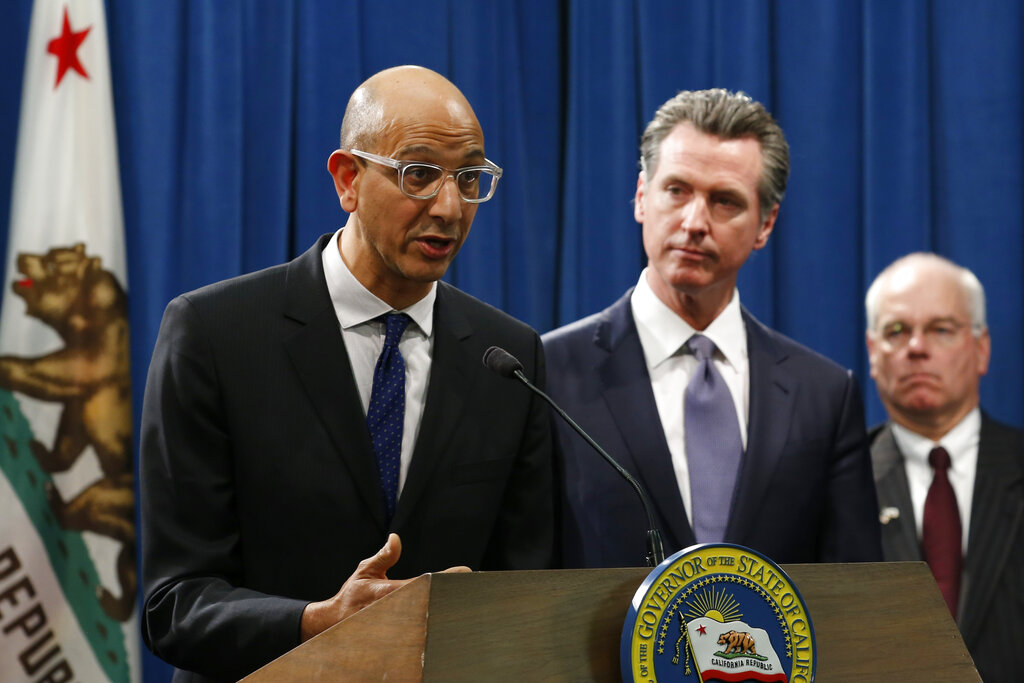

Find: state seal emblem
<box><xmin>621</xmin><ymin>544</ymin><xmax>815</xmax><ymax>682</ymax></box>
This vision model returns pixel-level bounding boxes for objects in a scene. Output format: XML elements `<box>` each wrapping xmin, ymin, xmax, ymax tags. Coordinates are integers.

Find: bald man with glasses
<box><xmin>140</xmin><ymin>65</ymin><xmax>553</xmax><ymax>682</ymax></box>
<box><xmin>866</xmin><ymin>252</ymin><xmax>1024</xmax><ymax>683</ymax></box>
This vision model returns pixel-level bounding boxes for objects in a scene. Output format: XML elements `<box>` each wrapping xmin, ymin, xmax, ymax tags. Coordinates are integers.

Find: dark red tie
<box><xmin>921</xmin><ymin>446</ymin><xmax>961</xmax><ymax>618</ymax></box>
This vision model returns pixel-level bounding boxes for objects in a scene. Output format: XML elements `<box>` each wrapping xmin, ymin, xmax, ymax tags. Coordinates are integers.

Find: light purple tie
<box><xmin>685</xmin><ymin>334</ymin><xmax>743</xmax><ymax>543</ymax></box>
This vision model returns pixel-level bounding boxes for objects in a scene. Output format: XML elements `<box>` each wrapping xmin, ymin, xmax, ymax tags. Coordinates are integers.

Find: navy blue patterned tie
<box><xmin>367</xmin><ymin>313</ymin><xmax>411</xmax><ymax>520</ymax></box>
<box><xmin>684</xmin><ymin>334</ymin><xmax>743</xmax><ymax>543</ymax></box>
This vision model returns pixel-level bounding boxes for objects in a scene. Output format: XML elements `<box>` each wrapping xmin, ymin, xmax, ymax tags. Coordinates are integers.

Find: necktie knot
<box><xmin>928</xmin><ymin>446</ymin><xmax>951</xmax><ymax>472</ymax></box>
<box><xmin>382</xmin><ymin>313</ymin><xmax>411</xmax><ymax>348</ymax></box>
<box><xmin>686</xmin><ymin>333</ymin><xmax>716</xmax><ymax>361</ymax></box>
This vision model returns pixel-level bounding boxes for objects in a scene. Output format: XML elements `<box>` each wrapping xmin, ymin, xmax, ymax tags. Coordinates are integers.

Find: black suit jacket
<box><xmin>871</xmin><ymin>415</ymin><xmax>1024</xmax><ymax>683</ymax></box>
<box><xmin>542</xmin><ymin>289</ymin><xmax>881</xmax><ymax>567</ymax></box>
<box><xmin>140</xmin><ymin>235</ymin><xmax>554</xmax><ymax>682</ymax></box>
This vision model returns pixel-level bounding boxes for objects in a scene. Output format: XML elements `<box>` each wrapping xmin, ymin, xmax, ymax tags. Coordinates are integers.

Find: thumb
<box><xmin>357</xmin><ymin>532</ymin><xmax>402</xmax><ymax>579</ymax></box>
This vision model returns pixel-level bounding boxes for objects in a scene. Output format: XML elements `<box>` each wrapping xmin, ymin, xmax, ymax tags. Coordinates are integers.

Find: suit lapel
<box><xmin>870</xmin><ymin>425</ymin><xmax>920</xmax><ymax>561</ymax></box>
<box><xmin>958</xmin><ymin>415</ymin><xmax>1024</xmax><ymax>644</ymax></box>
<box><xmin>725</xmin><ymin>311</ymin><xmax>795</xmax><ymax>542</ymax></box>
<box><xmin>596</xmin><ymin>292</ymin><xmax>694</xmax><ymax>550</ymax></box>
<box><xmin>391</xmin><ymin>283</ymin><xmax>472</xmax><ymax>528</ymax></box>
<box><xmin>282</xmin><ymin>235</ymin><xmax>388</xmax><ymax>531</ymax></box>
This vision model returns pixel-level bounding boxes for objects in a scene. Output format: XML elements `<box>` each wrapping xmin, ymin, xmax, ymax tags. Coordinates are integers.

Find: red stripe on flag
<box><xmin>702</xmin><ymin>668</ymin><xmax>789</xmax><ymax>683</ymax></box>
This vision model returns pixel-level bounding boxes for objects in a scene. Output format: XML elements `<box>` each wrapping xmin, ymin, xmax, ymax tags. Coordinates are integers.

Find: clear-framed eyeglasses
<box><xmin>876</xmin><ymin>318</ymin><xmax>977</xmax><ymax>351</ymax></box>
<box><xmin>349</xmin><ymin>149</ymin><xmax>503</xmax><ymax>203</ymax></box>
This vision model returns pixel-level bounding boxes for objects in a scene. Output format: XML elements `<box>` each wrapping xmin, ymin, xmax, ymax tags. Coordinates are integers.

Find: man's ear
<box><xmin>865</xmin><ymin>331</ymin><xmax>879</xmax><ymax>380</ymax></box>
<box><xmin>975</xmin><ymin>328</ymin><xmax>991</xmax><ymax>377</ymax></box>
<box><xmin>328</xmin><ymin>150</ymin><xmax>360</xmax><ymax>213</ymax></box>
<box><xmin>752</xmin><ymin>203</ymin><xmax>779</xmax><ymax>251</ymax></box>
<box><xmin>634</xmin><ymin>173</ymin><xmax>646</xmax><ymax>224</ymax></box>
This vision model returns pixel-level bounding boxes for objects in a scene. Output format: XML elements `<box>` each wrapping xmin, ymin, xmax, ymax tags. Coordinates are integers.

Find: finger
<box><xmin>379</xmin><ymin>532</ymin><xmax>401</xmax><ymax>560</ymax></box>
<box><xmin>371</xmin><ymin>576</ymin><xmax>413</xmax><ymax>600</ymax></box>
<box><xmin>438</xmin><ymin>565</ymin><xmax>472</xmax><ymax>574</ymax></box>
<box><xmin>354</xmin><ymin>533</ymin><xmax>403</xmax><ymax>578</ymax></box>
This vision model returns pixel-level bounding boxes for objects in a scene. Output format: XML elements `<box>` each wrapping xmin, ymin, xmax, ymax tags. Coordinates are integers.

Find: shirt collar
<box><xmin>630</xmin><ymin>267</ymin><xmax>747</xmax><ymax>370</ymax></box>
<box><xmin>322</xmin><ymin>228</ymin><xmax>436</xmax><ymax>337</ymax></box>
<box><xmin>891</xmin><ymin>407</ymin><xmax>981</xmax><ymax>470</ymax></box>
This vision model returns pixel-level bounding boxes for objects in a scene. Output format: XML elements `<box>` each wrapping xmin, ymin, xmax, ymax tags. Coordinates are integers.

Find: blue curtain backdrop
<box><xmin>2</xmin><ymin>2</ymin><xmax>1024</xmax><ymax>680</ymax></box>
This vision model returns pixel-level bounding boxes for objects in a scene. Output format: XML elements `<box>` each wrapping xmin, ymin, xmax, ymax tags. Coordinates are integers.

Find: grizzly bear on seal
<box><xmin>718</xmin><ymin>629</ymin><xmax>758</xmax><ymax>656</ymax></box>
<box><xmin>0</xmin><ymin>243</ymin><xmax>134</xmax><ymax>621</ymax></box>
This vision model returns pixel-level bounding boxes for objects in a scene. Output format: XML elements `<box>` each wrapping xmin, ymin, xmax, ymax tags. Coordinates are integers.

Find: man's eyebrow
<box><xmin>657</xmin><ymin>173</ymin><xmax>690</xmax><ymax>187</ymax></box>
<box><xmin>883</xmin><ymin>316</ymin><xmax>963</xmax><ymax>327</ymax></box>
<box><xmin>924</xmin><ymin>316</ymin><xmax>968</xmax><ymax>328</ymax></box>
<box><xmin>395</xmin><ymin>145</ymin><xmax>434</xmax><ymax>157</ymax></box>
<box><xmin>396</xmin><ymin>144</ymin><xmax>485</xmax><ymax>163</ymax></box>
<box><xmin>711</xmin><ymin>188</ymin><xmax>747</xmax><ymax>203</ymax></box>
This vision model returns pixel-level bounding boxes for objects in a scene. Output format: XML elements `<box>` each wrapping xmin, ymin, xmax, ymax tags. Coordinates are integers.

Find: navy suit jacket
<box><xmin>871</xmin><ymin>416</ymin><xmax>1024</xmax><ymax>683</ymax></box>
<box><xmin>140</xmin><ymin>235</ymin><xmax>553</xmax><ymax>682</ymax></box>
<box><xmin>542</xmin><ymin>289</ymin><xmax>881</xmax><ymax>568</ymax></box>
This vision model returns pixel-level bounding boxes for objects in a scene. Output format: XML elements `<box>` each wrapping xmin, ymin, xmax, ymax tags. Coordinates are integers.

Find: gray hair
<box><xmin>639</xmin><ymin>89</ymin><xmax>790</xmax><ymax>222</ymax></box>
<box><xmin>865</xmin><ymin>252</ymin><xmax>987</xmax><ymax>334</ymax></box>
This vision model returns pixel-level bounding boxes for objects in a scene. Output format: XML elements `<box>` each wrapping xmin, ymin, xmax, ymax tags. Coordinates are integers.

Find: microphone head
<box><xmin>482</xmin><ymin>346</ymin><xmax>523</xmax><ymax>378</ymax></box>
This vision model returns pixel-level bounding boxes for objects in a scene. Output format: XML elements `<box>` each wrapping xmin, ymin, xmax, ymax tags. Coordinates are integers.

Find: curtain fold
<box><xmin>559</xmin><ymin>0</ymin><xmax>645</xmax><ymax>323</ymax></box>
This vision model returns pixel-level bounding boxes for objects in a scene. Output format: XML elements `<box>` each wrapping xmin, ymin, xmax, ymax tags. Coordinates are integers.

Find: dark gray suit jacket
<box><xmin>140</xmin><ymin>235</ymin><xmax>554</xmax><ymax>682</ymax></box>
<box><xmin>871</xmin><ymin>416</ymin><xmax>1024</xmax><ymax>683</ymax></box>
<box><xmin>542</xmin><ymin>289</ymin><xmax>882</xmax><ymax>568</ymax></box>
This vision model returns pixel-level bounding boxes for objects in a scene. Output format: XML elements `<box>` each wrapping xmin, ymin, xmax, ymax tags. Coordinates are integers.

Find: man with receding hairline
<box><xmin>140</xmin><ymin>65</ymin><xmax>553</xmax><ymax>682</ymax></box>
<box><xmin>866</xmin><ymin>253</ymin><xmax>1024</xmax><ymax>683</ymax></box>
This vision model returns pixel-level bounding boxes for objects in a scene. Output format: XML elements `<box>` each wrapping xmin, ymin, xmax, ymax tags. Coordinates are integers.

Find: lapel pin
<box><xmin>879</xmin><ymin>506</ymin><xmax>900</xmax><ymax>525</ymax></box>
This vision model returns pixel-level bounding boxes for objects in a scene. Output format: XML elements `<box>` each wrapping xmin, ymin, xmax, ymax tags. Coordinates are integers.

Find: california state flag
<box><xmin>0</xmin><ymin>1</ymin><xmax>137</xmax><ymax>681</ymax></box>
<box><xmin>685</xmin><ymin>617</ymin><xmax>787</xmax><ymax>683</ymax></box>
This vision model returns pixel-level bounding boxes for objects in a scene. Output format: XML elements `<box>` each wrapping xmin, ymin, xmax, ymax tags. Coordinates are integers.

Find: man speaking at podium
<box><xmin>140</xmin><ymin>66</ymin><xmax>553</xmax><ymax>681</ymax></box>
<box><xmin>543</xmin><ymin>89</ymin><xmax>881</xmax><ymax>568</ymax></box>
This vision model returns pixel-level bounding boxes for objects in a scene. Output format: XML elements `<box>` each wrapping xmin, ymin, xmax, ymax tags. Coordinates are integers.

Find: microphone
<box><xmin>483</xmin><ymin>345</ymin><xmax>666</xmax><ymax>567</ymax></box>
<box><xmin>482</xmin><ymin>345</ymin><xmax>523</xmax><ymax>378</ymax></box>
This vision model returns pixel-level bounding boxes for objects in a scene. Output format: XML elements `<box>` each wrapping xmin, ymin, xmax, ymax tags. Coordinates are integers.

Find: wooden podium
<box><xmin>243</xmin><ymin>562</ymin><xmax>979</xmax><ymax>681</ymax></box>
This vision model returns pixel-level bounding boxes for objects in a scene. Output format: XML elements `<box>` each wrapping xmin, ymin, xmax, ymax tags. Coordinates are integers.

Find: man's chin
<box><xmin>398</xmin><ymin>259</ymin><xmax>453</xmax><ymax>284</ymax></box>
<box><xmin>648</xmin><ymin>266</ymin><xmax>710</xmax><ymax>294</ymax></box>
<box><xmin>897</xmin><ymin>396</ymin><xmax>944</xmax><ymax>417</ymax></box>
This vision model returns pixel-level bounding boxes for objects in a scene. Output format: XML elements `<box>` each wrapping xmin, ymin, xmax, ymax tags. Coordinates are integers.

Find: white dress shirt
<box><xmin>631</xmin><ymin>269</ymin><xmax>750</xmax><ymax>521</ymax></box>
<box><xmin>321</xmin><ymin>228</ymin><xmax>435</xmax><ymax>496</ymax></box>
<box><xmin>891</xmin><ymin>408</ymin><xmax>979</xmax><ymax>555</ymax></box>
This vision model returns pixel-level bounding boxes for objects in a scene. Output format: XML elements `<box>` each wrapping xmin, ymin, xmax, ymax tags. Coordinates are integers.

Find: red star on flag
<box><xmin>46</xmin><ymin>6</ymin><xmax>91</xmax><ymax>89</ymax></box>
<box><xmin>697</xmin><ymin>624</ymin><xmax>707</xmax><ymax>636</ymax></box>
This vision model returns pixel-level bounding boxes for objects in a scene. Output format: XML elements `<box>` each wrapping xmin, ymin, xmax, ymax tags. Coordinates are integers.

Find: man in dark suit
<box><xmin>866</xmin><ymin>253</ymin><xmax>1023</xmax><ymax>682</ymax></box>
<box><xmin>543</xmin><ymin>89</ymin><xmax>881</xmax><ymax>568</ymax></box>
<box><xmin>140</xmin><ymin>66</ymin><xmax>553</xmax><ymax>682</ymax></box>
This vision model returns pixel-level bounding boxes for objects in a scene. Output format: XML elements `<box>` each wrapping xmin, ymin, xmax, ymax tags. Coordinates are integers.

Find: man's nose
<box><xmin>680</xmin><ymin>195</ymin><xmax>710</xmax><ymax>233</ymax></box>
<box><xmin>429</xmin><ymin>175</ymin><xmax>463</xmax><ymax>222</ymax></box>
<box><xmin>906</xmin><ymin>331</ymin><xmax>931</xmax><ymax>354</ymax></box>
